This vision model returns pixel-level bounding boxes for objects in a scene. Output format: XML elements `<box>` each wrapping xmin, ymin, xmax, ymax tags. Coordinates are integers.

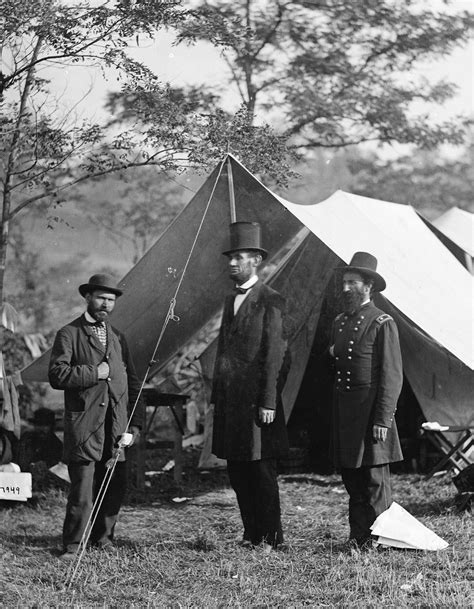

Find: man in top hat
<box><xmin>211</xmin><ymin>222</ymin><xmax>289</xmax><ymax>551</ymax></box>
<box><xmin>329</xmin><ymin>252</ymin><xmax>403</xmax><ymax>550</ymax></box>
<box><xmin>49</xmin><ymin>274</ymin><xmax>144</xmax><ymax>559</ymax></box>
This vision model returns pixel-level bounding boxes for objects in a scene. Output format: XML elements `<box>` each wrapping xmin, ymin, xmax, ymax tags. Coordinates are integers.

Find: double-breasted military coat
<box><xmin>211</xmin><ymin>280</ymin><xmax>289</xmax><ymax>462</ymax></box>
<box><xmin>330</xmin><ymin>301</ymin><xmax>404</xmax><ymax>468</ymax></box>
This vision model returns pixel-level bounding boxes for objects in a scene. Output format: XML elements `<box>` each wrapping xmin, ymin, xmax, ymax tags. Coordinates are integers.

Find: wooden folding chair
<box><xmin>420</xmin><ymin>424</ymin><xmax>474</xmax><ymax>480</ymax></box>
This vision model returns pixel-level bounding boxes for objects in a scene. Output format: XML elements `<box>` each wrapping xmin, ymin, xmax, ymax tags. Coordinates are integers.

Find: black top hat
<box><xmin>79</xmin><ymin>274</ymin><xmax>123</xmax><ymax>298</ymax></box>
<box><xmin>28</xmin><ymin>408</ymin><xmax>56</xmax><ymax>427</ymax></box>
<box><xmin>339</xmin><ymin>251</ymin><xmax>386</xmax><ymax>292</ymax></box>
<box><xmin>222</xmin><ymin>222</ymin><xmax>268</xmax><ymax>259</ymax></box>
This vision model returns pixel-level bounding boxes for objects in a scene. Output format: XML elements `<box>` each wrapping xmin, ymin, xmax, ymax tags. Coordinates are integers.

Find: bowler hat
<box><xmin>79</xmin><ymin>273</ymin><xmax>123</xmax><ymax>297</ymax></box>
<box><xmin>340</xmin><ymin>252</ymin><xmax>386</xmax><ymax>292</ymax></box>
<box><xmin>28</xmin><ymin>408</ymin><xmax>56</xmax><ymax>427</ymax></box>
<box><xmin>222</xmin><ymin>222</ymin><xmax>268</xmax><ymax>259</ymax></box>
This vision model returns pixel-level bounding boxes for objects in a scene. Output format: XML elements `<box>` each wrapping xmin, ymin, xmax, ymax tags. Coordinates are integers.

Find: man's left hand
<box><xmin>259</xmin><ymin>408</ymin><xmax>275</xmax><ymax>425</ymax></box>
<box><xmin>373</xmin><ymin>425</ymin><xmax>388</xmax><ymax>442</ymax></box>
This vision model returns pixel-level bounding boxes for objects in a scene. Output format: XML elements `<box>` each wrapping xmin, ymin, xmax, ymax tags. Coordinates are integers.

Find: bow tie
<box><xmin>234</xmin><ymin>286</ymin><xmax>251</xmax><ymax>295</ymax></box>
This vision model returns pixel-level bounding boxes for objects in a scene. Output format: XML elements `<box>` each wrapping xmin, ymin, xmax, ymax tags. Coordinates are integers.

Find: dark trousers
<box><xmin>227</xmin><ymin>458</ymin><xmax>283</xmax><ymax>547</ymax></box>
<box><xmin>63</xmin><ymin>460</ymin><xmax>127</xmax><ymax>552</ymax></box>
<box><xmin>341</xmin><ymin>464</ymin><xmax>392</xmax><ymax>542</ymax></box>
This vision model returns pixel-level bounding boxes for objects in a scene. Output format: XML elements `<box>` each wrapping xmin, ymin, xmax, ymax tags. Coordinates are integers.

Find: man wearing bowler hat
<box><xmin>329</xmin><ymin>252</ymin><xmax>403</xmax><ymax>550</ymax></box>
<box><xmin>49</xmin><ymin>274</ymin><xmax>143</xmax><ymax>559</ymax></box>
<box><xmin>211</xmin><ymin>222</ymin><xmax>289</xmax><ymax>551</ymax></box>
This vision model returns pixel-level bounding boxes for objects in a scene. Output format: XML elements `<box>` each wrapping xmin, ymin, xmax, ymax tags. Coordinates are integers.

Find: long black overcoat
<box><xmin>211</xmin><ymin>280</ymin><xmax>289</xmax><ymax>461</ymax></box>
<box><xmin>49</xmin><ymin>315</ymin><xmax>143</xmax><ymax>463</ymax></box>
<box><xmin>330</xmin><ymin>301</ymin><xmax>404</xmax><ymax>468</ymax></box>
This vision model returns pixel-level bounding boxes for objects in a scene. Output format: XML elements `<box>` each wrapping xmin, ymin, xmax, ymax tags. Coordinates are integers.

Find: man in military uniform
<box><xmin>329</xmin><ymin>252</ymin><xmax>403</xmax><ymax>549</ymax></box>
<box><xmin>211</xmin><ymin>222</ymin><xmax>289</xmax><ymax>551</ymax></box>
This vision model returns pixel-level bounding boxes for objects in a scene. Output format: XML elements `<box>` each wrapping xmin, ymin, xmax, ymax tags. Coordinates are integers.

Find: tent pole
<box><xmin>227</xmin><ymin>156</ymin><xmax>237</xmax><ymax>222</ymax></box>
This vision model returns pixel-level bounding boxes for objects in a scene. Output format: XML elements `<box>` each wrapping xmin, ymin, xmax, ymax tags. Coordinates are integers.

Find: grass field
<box><xmin>0</xmin><ymin>451</ymin><xmax>472</xmax><ymax>608</ymax></box>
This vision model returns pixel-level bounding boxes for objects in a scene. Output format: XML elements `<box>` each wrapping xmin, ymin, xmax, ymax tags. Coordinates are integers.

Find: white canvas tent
<box><xmin>433</xmin><ymin>207</ymin><xmax>474</xmax><ymax>258</ymax></box>
<box><xmin>432</xmin><ymin>206</ymin><xmax>474</xmax><ymax>273</ymax></box>
<box><xmin>277</xmin><ymin>191</ymin><xmax>474</xmax><ymax>370</ymax></box>
<box><xmin>22</xmin><ymin>156</ymin><xmax>474</xmax><ymax>457</ymax></box>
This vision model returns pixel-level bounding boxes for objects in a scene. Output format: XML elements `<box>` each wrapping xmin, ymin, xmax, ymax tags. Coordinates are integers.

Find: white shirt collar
<box><xmin>236</xmin><ymin>275</ymin><xmax>259</xmax><ymax>290</ymax></box>
<box><xmin>84</xmin><ymin>311</ymin><xmax>97</xmax><ymax>323</ymax></box>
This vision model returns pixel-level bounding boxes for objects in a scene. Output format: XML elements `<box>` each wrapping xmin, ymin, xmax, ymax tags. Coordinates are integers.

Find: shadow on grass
<box><xmin>2</xmin><ymin>532</ymin><xmax>62</xmax><ymax>552</ymax></box>
<box><xmin>280</xmin><ymin>474</ymin><xmax>341</xmax><ymax>487</ymax></box>
<box><xmin>401</xmin><ymin>497</ymin><xmax>455</xmax><ymax>517</ymax></box>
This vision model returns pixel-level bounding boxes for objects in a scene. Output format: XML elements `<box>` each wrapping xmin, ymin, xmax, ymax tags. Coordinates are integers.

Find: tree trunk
<box><xmin>0</xmin><ymin>35</ymin><xmax>43</xmax><ymax>306</ymax></box>
<box><xmin>244</xmin><ymin>0</ymin><xmax>256</xmax><ymax>123</ymax></box>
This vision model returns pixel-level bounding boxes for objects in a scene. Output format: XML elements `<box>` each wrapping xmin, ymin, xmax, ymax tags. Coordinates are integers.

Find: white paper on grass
<box><xmin>371</xmin><ymin>502</ymin><xmax>449</xmax><ymax>551</ymax></box>
<box><xmin>49</xmin><ymin>462</ymin><xmax>71</xmax><ymax>483</ymax></box>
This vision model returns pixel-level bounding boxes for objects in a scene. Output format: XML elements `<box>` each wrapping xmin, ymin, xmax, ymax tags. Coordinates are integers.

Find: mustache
<box><xmin>341</xmin><ymin>291</ymin><xmax>364</xmax><ymax>312</ymax></box>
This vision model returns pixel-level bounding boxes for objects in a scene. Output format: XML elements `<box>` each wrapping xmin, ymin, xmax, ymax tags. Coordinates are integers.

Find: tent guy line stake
<box><xmin>62</xmin><ymin>156</ymin><xmax>227</xmax><ymax>588</ymax></box>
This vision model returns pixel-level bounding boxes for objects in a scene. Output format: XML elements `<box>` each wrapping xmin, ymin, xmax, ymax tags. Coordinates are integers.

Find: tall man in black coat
<box><xmin>329</xmin><ymin>252</ymin><xmax>403</xmax><ymax>549</ymax></box>
<box><xmin>49</xmin><ymin>274</ymin><xmax>143</xmax><ymax>559</ymax></box>
<box><xmin>211</xmin><ymin>222</ymin><xmax>289</xmax><ymax>550</ymax></box>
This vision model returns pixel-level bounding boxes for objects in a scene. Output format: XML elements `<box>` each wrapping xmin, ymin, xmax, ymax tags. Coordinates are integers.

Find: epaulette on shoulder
<box><xmin>375</xmin><ymin>313</ymin><xmax>393</xmax><ymax>324</ymax></box>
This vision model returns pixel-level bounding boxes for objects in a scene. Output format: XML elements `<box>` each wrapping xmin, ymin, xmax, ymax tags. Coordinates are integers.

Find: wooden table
<box><xmin>131</xmin><ymin>390</ymin><xmax>189</xmax><ymax>490</ymax></box>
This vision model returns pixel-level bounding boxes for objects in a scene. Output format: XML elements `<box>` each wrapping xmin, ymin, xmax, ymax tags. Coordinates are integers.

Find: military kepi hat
<box><xmin>340</xmin><ymin>251</ymin><xmax>386</xmax><ymax>292</ymax></box>
<box><xmin>79</xmin><ymin>273</ymin><xmax>123</xmax><ymax>297</ymax></box>
<box><xmin>222</xmin><ymin>221</ymin><xmax>268</xmax><ymax>259</ymax></box>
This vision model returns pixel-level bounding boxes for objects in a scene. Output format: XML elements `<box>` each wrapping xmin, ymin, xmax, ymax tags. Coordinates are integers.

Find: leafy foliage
<box><xmin>347</xmin><ymin>142</ymin><xmax>474</xmax><ymax>218</ymax></box>
<box><xmin>0</xmin><ymin>0</ymin><xmax>297</xmax><ymax>307</ymax></box>
<box><xmin>177</xmin><ymin>0</ymin><xmax>474</xmax><ymax>149</ymax></box>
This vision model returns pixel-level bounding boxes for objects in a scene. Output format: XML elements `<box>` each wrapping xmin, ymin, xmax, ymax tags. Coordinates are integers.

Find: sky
<box><xmin>43</xmin><ymin>1</ymin><xmax>473</xmax><ymax>138</ymax></box>
<box><xmin>5</xmin><ymin>0</ymin><xmax>473</xmax><ymax>326</ymax></box>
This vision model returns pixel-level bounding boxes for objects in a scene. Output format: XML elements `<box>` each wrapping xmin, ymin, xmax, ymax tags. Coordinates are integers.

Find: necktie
<box><xmin>91</xmin><ymin>321</ymin><xmax>107</xmax><ymax>348</ymax></box>
<box><xmin>234</xmin><ymin>286</ymin><xmax>250</xmax><ymax>295</ymax></box>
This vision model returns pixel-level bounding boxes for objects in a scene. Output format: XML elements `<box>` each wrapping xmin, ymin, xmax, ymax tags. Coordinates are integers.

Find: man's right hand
<box><xmin>97</xmin><ymin>362</ymin><xmax>110</xmax><ymax>379</ymax></box>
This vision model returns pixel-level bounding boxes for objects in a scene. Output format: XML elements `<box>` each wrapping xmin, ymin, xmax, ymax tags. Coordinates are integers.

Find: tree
<box><xmin>73</xmin><ymin>167</ymin><xmax>199</xmax><ymax>264</ymax></box>
<box><xmin>177</xmin><ymin>0</ymin><xmax>473</xmax><ymax>150</ymax></box>
<box><xmin>346</xmin><ymin>142</ymin><xmax>474</xmax><ymax>219</ymax></box>
<box><xmin>0</xmin><ymin>0</ymin><xmax>295</xmax><ymax>307</ymax></box>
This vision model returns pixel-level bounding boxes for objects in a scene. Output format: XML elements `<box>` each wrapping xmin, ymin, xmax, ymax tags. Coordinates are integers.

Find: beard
<box><xmin>341</xmin><ymin>290</ymin><xmax>365</xmax><ymax>314</ymax></box>
<box><xmin>87</xmin><ymin>304</ymin><xmax>109</xmax><ymax>322</ymax></box>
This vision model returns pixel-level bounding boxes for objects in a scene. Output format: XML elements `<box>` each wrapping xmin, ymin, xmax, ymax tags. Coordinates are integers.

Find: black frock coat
<box><xmin>211</xmin><ymin>280</ymin><xmax>289</xmax><ymax>461</ymax></box>
<box><xmin>330</xmin><ymin>301</ymin><xmax>404</xmax><ymax>468</ymax></box>
<box><xmin>49</xmin><ymin>315</ymin><xmax>143</xmax><ymax>463</ymax></box>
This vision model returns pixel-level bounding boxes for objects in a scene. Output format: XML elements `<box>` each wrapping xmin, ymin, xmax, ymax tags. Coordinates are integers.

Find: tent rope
<box><xmin>64</xmin><ymin>156</ymin><xmax>227</xmax><ymax>589</ymax></box>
